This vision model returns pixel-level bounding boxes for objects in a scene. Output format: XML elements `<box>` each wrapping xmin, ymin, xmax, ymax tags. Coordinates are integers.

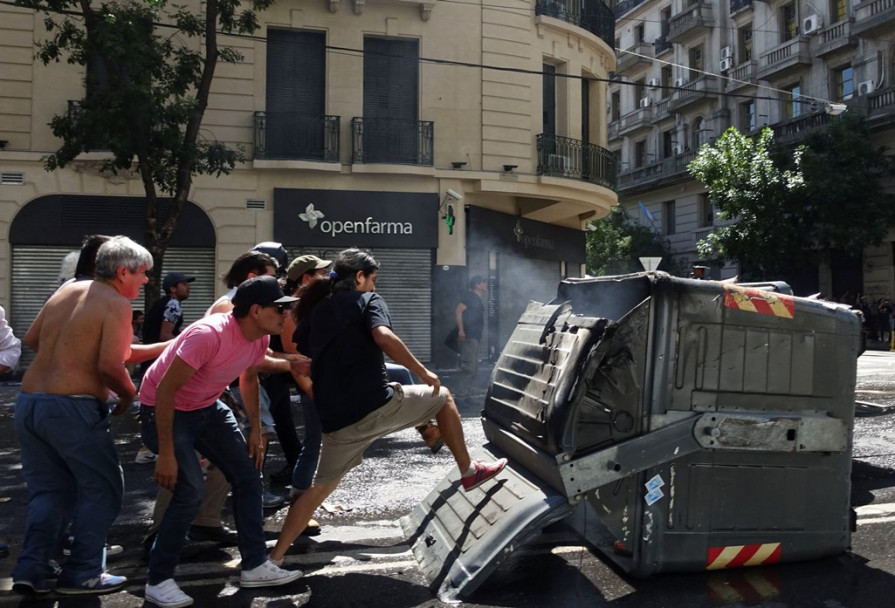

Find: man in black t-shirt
<box><xmin>454</xmin><ymin>275</ymin><xmax>487</xmax><ymax>395</ymax></box>
<box><xmin>142</xmin><ymin>272</ymin><xmax>194</xmax><ymax>344</ymax></box>
<box><xmin>141</xmin><ymin>272</ymin><xmax>194</xmax><ymax>376</ymax></box>
<box><xmin>270</xmin><ymin>249</ymin><xmax>506</xmax><ymax>562</ymax></box>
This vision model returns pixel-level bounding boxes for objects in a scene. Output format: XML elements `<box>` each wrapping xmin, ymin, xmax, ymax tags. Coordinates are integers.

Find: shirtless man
<box><xmin>12</xmin><ymin>235</ymin><xmax>152</xmax><ymax>596</ymax></box>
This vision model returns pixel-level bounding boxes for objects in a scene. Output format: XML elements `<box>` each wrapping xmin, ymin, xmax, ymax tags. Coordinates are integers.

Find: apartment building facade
<box><xmin>0</xmin><ymin>0</ymin><xmax>618</xmax><ymax>366</ymax></box>
<box><xmin>609</xmin><ymin>0</ymin><xmax>895</xmax><ymax>298</ymax></box>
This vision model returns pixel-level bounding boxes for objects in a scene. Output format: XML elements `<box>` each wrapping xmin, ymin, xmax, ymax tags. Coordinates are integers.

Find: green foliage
<box><xmin>689</xmin><ymin>114</ymin><xmax>895</xmax><ymax>279</ymax></box>
<box><xmin>17</xmin><ymin>0</ymin><xmax>273</xmax><ymax>305</ymax></box>
<box><xmin>586</xmin><ymin>205</ymin><xmax>675</xmax><ymax>276</ymax></box>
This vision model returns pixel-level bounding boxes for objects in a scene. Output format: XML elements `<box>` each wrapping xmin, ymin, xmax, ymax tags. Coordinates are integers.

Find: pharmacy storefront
<box><xmin>273</xmin><ymin>188</ymin><xmax>438</xmax><ymax>361</ymax></box>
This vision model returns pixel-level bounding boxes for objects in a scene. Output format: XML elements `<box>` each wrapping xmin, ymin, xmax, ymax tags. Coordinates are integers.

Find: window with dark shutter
<box><xmin>265</xmin><ymin>29</ymin><xmax>326</xmax><ymax>159</ymax></box>
<box><xmin>361</xmin><ymin>37</ymin><xmax>422</xmax><ymax>163</ymax></box>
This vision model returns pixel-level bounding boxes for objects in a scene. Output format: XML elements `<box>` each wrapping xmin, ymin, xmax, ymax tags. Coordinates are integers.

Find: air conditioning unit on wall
<box><xmin>640</xmin><ymin>97</ymin><xmax>652</xmax><ymax>108</ymax></box>
<box><xmin>858</xmin><ymin>80</ymin><xmax>875</xmax><ymax>96</ymax></box>
<box><xmin>721</xmin><ymin>46</ymin><xmax>734</xmax><ymax>59</ymax></box>
<box><xmin>673</xmin><ymin>78</ymin><xmax>685</xmax><ymax>88</ymax></box>
<box><xmin>720</xmin><ymin>58</ymin><xmax>733</xmax><ymax>72</ymax></box>
<box><xmin>647</xmin><ymin>77</ymin><xmax>660</xmax><ymax>89</ymax></box>
<box><xmin>803</xmin><ymin>14</ymin><xmax>822</xmax><ymax>34</ymax></box>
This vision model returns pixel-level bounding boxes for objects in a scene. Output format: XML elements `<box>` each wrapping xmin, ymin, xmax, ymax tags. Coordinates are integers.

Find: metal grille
<box><xmin>285</xmin><ymin>247</ymin><xmax>433</xmax><ymax>362</ymax></box>
<box><xmin>0</xmin><ymin>172</ymin><xmax>25</xmax><ymax>186</ymax></box>
<box><xmin>10</xmin><ymin>246</ymin><xmax>215</xmax><ymax>371</ymax></box>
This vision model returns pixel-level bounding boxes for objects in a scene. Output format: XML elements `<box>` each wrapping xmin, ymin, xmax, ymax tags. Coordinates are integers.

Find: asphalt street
<box><xmin>2</xmin><ymin>354</ymin><xmax>895</xmax><ymax>607</ymax></box>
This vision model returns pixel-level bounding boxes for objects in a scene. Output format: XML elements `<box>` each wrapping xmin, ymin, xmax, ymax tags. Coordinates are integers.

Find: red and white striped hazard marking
<box><xmin>723</xmin><ymin>285</ymin><xmax>795</xmax><ymax>319</ymax></box>
<box><xmin>706</xmin><ymin>543</ymin><xmax>781</xmax><ymax>570</ymax></box>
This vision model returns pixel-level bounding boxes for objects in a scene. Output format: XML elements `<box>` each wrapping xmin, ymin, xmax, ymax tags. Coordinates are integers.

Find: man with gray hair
<box><xmin>12</xmin><ymin>235</ymin><xmax>152</xmax><ymax>596</ymax></box>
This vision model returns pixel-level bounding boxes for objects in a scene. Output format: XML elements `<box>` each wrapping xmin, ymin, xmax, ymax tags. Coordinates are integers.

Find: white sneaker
<box><xmin>240</xmin><ymin>560</ymin><xmax>303</xmax><ymax>588</ymax></box>
<box><xmin>135</xmin><ymin>449</ymin><xmax>158</xmax><ymax>464</ymax></box>
<box><xmin>145</xmin><ymin>579</ymin><xmax>193</xmax><ymax>608</ymax></box>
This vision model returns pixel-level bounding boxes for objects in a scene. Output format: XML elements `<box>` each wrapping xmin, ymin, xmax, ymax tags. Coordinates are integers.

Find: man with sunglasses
<box><xmin>138</xmin><ymin>276</ymin><xmax>306</xmax><ymax>607</ymax></box>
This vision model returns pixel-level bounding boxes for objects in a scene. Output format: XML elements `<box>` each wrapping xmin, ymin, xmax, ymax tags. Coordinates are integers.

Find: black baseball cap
<box><xmin>232</xmin><ymin>275</ymin><xmax>297</xmax><ymax>310</ymax></box>
<box><xmin>163</xmin><ymin>272</ymin><xmax>196</xmax><ymax>290</ymax></box>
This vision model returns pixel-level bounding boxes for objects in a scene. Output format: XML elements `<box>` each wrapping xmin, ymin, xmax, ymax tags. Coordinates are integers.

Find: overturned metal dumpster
<box><xmin>401</xmin><ymin>272</ymin><xmax>861</xmax><ymax>601</ymax></box>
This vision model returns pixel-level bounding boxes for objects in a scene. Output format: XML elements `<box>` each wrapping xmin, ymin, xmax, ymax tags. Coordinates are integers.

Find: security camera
<box><xmin>445</xmin><ymin>188</ymin><xmax>463</xmax><ymax>201</ymax></box>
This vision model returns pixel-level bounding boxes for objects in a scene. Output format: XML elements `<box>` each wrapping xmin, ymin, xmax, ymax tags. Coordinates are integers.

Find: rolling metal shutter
<box><xmin>9</xmin><ymin>246</ymin><xmax>215</xmax><ymax>371</ymax></box>
<box><xmin>286</xmin><ymin>247</ymin><xmax>433</xmax><ymax>362</ymax></box>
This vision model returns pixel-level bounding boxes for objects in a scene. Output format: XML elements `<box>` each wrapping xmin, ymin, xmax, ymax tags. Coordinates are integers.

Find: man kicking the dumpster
<box><xmin>138</xmin><ymin>275</ymin><xmax>307</xmax><ymax>607</ymax></box>
<box><xmin>269</xmin><ymin>248</ymin><xmax>506</xmax><ymax>563</ymax></box>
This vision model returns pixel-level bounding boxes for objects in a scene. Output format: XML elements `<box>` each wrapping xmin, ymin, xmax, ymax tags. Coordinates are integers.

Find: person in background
<box><xmin>453</xmin><ymin>275</ymin><xmax>487</xmax><ymax>397</ymax></box>
<box><xmin>57</xmin><ymin>251</ymin><xmax>80</xmax><ymax>285</ymax></box>
<box><xmin>281</xmin><ymin>255</ymin><xmax>331</xmax><ymax>529</ymax></box>
<box><xmin>132</xmin><ymin>310</ymin><xmax>145</xmax><ymax>343</ymax></box>
<box><xmin>0</xmin><ymin>305</ymin><xmax>21</xmax><ymax>377</ymax></box>
<box><xmin>133</xmin><ymin>309</ymin><xmax>158</xmax><ymax>464</ymax></box>
<box><xmin>251</xmin><ymin>243</ymin><xmax>305</xmax><ymax>487</ymax></box>
<box><xmin>143</xmin><ymin>272</ymin><xmax>194</xmax><ymax>344</ymax></box>
<box><xmin>0</xmin><ymin>304</ymin><xmax>21</xmax><ymax>560</ymax></box>
<box><xmin>270</xmin><ymin>249</ymin><xmax>506</xmax><ymax>566</ymax></box>
<box><xmin>878</xmin><ymin>297</ymin><xmax>893</xmax><ymax>343</ymax></box>
<box><xmin>12</xmin><ymin>236</ymin><xmax>151</xmax><ymax>596</ymax></box>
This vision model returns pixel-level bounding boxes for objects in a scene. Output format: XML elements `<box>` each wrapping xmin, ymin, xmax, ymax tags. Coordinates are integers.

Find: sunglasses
<box><xmin>264</xmin><ymin>302</ymin><xmax>293</xmax><ymax>314</ymax></box>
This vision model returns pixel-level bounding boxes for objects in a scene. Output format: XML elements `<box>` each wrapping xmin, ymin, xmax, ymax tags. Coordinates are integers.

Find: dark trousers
<box><xmin>261</xmin><ymin>373</ymin><xmax>301</xmax><ymax>465</ymax></box>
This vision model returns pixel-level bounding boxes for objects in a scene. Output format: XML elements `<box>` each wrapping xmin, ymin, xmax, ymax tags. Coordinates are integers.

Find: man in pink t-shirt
<box><xmin>138</xmin><ymin>276</ymin><xmax>306</xmax><ymax>607</ymax></box>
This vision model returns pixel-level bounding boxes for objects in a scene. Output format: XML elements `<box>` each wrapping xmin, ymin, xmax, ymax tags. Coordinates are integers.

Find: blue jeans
<box><xmin>13</xmin><ymin>393</ymin><xmax>122</xmax><ymax>586</ymax></box>
<box><xmin>140</xmin><ymin>402</ymin><xmax>267</xmax><ymax>584</ymax></box>
<box><xmin>291</xmin><ymin>394</ymin><xmax>321</xmax><ymax>492</ymax></box>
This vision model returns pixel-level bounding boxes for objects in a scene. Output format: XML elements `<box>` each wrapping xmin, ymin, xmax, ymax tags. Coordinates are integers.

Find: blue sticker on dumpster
<box><xmin>645</xmin><ymin>475</ymin><xmax>664</xmax><ymax>492</ymax></box>
<box><xmin>645</xmin><ymin>488</ymin><xmax>664</xmax><ymax>505</ymax></box>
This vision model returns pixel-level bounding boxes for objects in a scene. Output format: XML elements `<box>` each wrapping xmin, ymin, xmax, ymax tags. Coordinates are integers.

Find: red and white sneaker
<box><xmin>461</xmin><ymin>458</ymin><xmax>508</xmax><ymax>491</ymax></box>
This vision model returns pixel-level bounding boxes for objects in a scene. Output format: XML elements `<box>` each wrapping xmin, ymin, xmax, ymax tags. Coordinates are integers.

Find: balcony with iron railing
<box><xmin>853</xmin><ymin>0</ymin><xmax>895</xmax><ymax>37</ymax></box>
<box><xmin>253</xmin><ymin>112</ymin><xmax>340</xmax><ymax>161</ymax></box>
<box><xmin>653</xmin><ymin>35</ymin><xmax>673</xmax><ymax>55</ymax></box>
<box><xmin>536</xmin><ymin>134</ymin><xmax>618</xmax><ymax>190</ymax></box>
<box><xmin>351</xmin><ymin>117</ymin><xmax>433</xmax><ymax>165</ymax></box>
<box><xmin>616</xmin><ymin>148</ymin><xmax>697</xmax><ymax>192</ymax></box>
<box><xmin>816</xmin><ymin>19</ymin><xmax>857</xmax><ymax>57</ymax></box>
<box><xmin>730</xmin><ymin>0</ymin><xmax>753</xmax><ymax>15</ymax></box>
<box><xmin>616</xmin><ymin>41</ymin><xmax>653</xmax><ymax>73</ymax></box>
<box><xmin>668</xmin><ymin>76</ymin><xmax>721</xmax><ymax>112</ymax></box>
<box><xmin>534</xmin><ymin>0</ymin><xmax>615</xmax><ymax>50</ymax></box>
<box><xmin>757</xmin><ymin>37</ymin><xmax>811</xmax><ymax>80</ymax></box>
<box><xmin>726</xmin><ymin>60</ymin><xmax>758</xmax><ymax>91</ymax></box>
<box><xmin>667</xmin><ymin>2</ymin><xmax>714</xmax><ymax>43</ymax></box>
<box><xmin>612</xmin><ymin>0</ymin><xmax>647</xmax><ymax>18</ymax></box>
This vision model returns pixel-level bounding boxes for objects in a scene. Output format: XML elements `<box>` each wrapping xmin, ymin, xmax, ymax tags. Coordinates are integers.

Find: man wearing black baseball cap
<box><xmin>138</xmin><ymin>276</ymin><xmax>306</xmax><ymax>606</ymax></box>
<box><xmin>144</xmin><ymin>272</ymin><xmax>196</xmax><ymax>345</ymax></box>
